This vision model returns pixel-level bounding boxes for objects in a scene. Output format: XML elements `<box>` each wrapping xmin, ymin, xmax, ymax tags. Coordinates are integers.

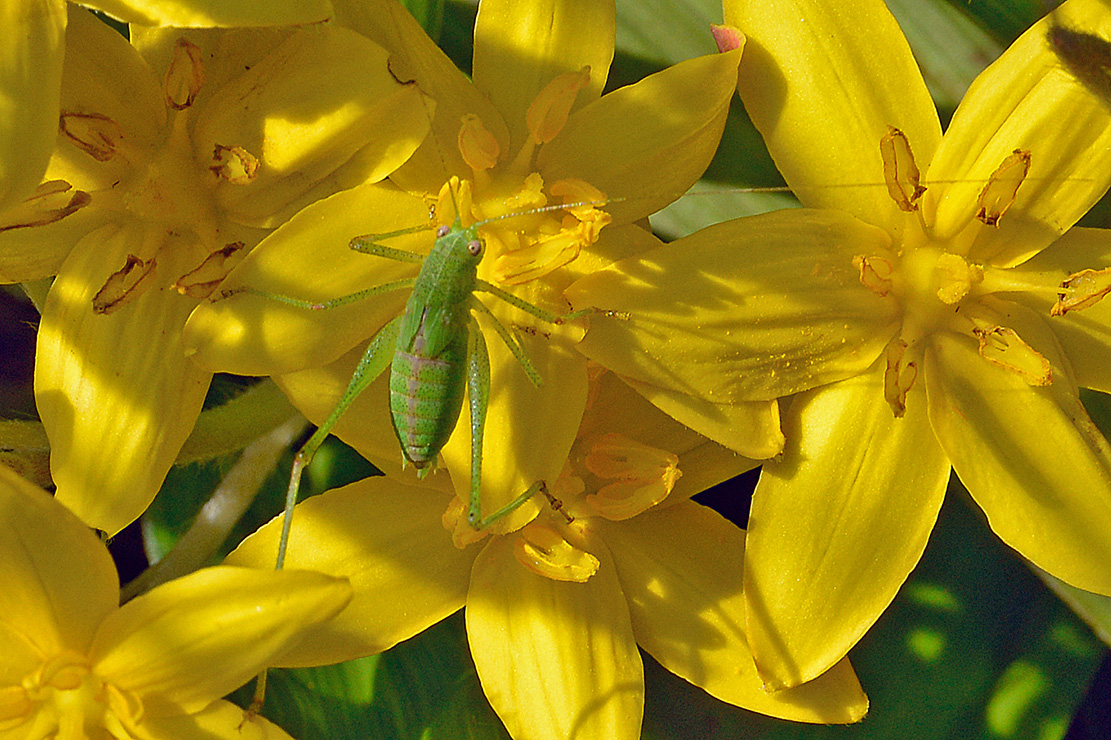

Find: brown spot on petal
<box><xmin>172</xmin><ymin>242</ymin><xmax>247</xmax><ymax>299</ymax></box>
<box><xmin>92</xmin><ymin>255</ymin><xmax>157</xmax><ymax>314</ymax></box>
<box><xmin>60</xmin><ymin>112</ymin><xmax>123</xmax><ymax>162</ymax></box>
<box><xmin>210</xmin><ymin>144</ymin><xmax>259</xmax><ymax>184</ymax></box>
<box><xmin>976</xmin><ymin>150</ymin><xmax>1030</xmax><ymax>226</ymax></box>
<box><xmin>0</xmin><ymin>180</ymin><xmax>90</xmax><ymax>232</ymax></box>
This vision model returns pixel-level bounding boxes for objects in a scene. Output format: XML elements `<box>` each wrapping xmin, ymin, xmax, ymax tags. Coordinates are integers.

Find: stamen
<box><xmin>1052</xmin><ymin>266</ymin><xmax>1111</xmax><ymax>315</ymax></box>
<box><xmin>972</xmin><ymin>325</ymin><xmax>1052</xmax><ymax>385</ymax></box>
<box><xmin>853</xmin><ymin>254</ymin><xmax>895</xmax><ymax>296</ymax></box>
<box><xmin>60</xmin><ymin>112</ymin><xmax>124</xmax><ymax>162</ymax></box>
<box><xmin>933</xmin><ymin>253</ymin><xmax>983</xmax><ymax>305</ymax></box>
<box><xmin>880</xmin><ymin>126</ymin><xmax>926</xmax><ymax>212</ymax></box>
<box><xmin>513</xmin><ymin>521</ymin><xmax>599</xmax><ymax>582</ymax></box>
<box><xmin>583</xmin><ymin>433</ymin><xmax>681</xmax><ymax>520</ymax></box>
<box><xmin>92</xmin><ymin>255</ymin><xmax>158</xmax><ymax>315</ymax></box>
<box><xmin>458</xmin><ymin>114</ymin><xmax>500</xmax><ymax>173</ymax></box>
<box><xmin>976</xmin><ymin>149</ymin><xmax>1030</xmax><ymax>226</ymax></box>
<box><xmin>442</xmin><ymin>495</ymin><xmax>489</xmax><ymax>549</ymax></box>
<box><xmin>172</xmin><ymin>242</ymin><xmax>247</xmax><ymax>299</ymax></box>
<box><xmin>209</xmin><ymin>144</ymin><xmax>259</xmax><ymax>184</ymax></box>
<box><xmin>164</xmin><ymin>38</ymin><xmax>205</xmax><ymax>110</ymax></box>
<box><xmin>882</xmin><ymin>339</ymin><xmax>918</xmax><ymax>417</ymax></box>
<box><xmin>0</xmin><ymin>181</ymin><xmax>90</xmax><ymax>232</ymax></box>
<box><xmin>526</xmin><ymin>67</ymin><xmax>591</xmax><ymax>144</ymax></box>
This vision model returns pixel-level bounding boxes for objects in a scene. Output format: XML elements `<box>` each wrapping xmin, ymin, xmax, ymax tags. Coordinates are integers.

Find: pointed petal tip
<box><xmin>711</xmin><ymin>25</ymin><xmax>744</xmax><ymax>54</ymax></box>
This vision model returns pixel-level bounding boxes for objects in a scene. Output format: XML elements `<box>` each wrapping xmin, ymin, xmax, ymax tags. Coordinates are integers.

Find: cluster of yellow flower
<box><xmin>2</xmin><ymin>0</ymin><xmax>1111</xmax><ymax>738</ymax></box>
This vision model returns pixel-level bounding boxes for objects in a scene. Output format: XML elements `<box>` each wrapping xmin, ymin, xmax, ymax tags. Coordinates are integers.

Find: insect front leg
<box><xmin>477</xmin><ymin>278</ymin><xmax>595</xmax><ymax>324</ymax></box>
<box><xmin>349</xmin><ymin>225</ymin><xmax>433</xmax><ymax>263</ymax></box>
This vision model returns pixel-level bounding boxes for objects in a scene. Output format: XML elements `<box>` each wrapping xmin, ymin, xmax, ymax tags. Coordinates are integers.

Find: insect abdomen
<box><xmin>389</xmin><ymin>335</ymin><xmax>467</xmax><ymax>468</ymax></box>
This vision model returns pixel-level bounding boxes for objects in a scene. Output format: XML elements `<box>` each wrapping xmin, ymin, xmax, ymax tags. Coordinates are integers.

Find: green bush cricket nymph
<box><xmin>233</xmin><ymin>181</ymin><xmax>623</xmax><ymax>569</ymax></box>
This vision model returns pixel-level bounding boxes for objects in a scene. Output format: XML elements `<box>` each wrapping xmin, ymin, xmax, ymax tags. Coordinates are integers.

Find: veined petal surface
<box><xmin>331</xmin><ymin>0</ymin><xmax>509</xmax><ymax>193</ymax></box>
<box><xmin>89</xmin><ymin>566</ymin><xmax>350</xmax><ymax>712</ymax></box>
<box><xmin>539</xmin><ymin>46</ymin><xmax>742</xmax><ymax>226</ymax></box>
<box><xmin>724</xmin><ymin>0</ymin><xmax>941</xmax><ymax>230</ymax></box>
<box><xmin>79</xmin><ymin>0</ymin><xmax>331</xmax><ymax>27</ymax></box>
<box><xmin>467</xmin><ymin>535</ymin><xmax>643</xmax><ymax>740</ymax></box>
<box><xmin>0</xmin><ymin>0</ymin><xmax>64</xmax><ymax>212</ymax></box>
<box><xmin>183</xmin><ymin>183</ymin><xmax>430</xmax><ymax>376</ymax></box>
<box><xmin>925</xmin><ymin>0</ymin><xmax>1111</xmax><ymax>266</ymax></box>
<box><xmin>745</xmin><ymin>372</ymin><xmax>949</xmax><ymax>689</ymax></box>
<box><xmin>600</xmin><ymin>501</ymin><xmax>868</xmax><ymax>723</ymax></box>
<box><xmin>473</xmin><ymin>0</ymin><xmax>613</xmax><ymax>150</ymax></box>
<box><xmin>0</xmin><ymin>465</ymin><xmax>117</xmax><ymax>661</ymax></box>
<box><xmin>926</xmin><ymin>299</ymin><xmax>1111</xmax><ymax>596</ymax></box>
<box><xmin>192</xmin><ymin>26</ymin><xmax>429</xmax><ymax>228</ymax></box>
<box><xmin>566</xmin><ymin>209</ymin><xmax>899</xmax><ymax>403</ymax></box>
<box><xmin>37</xmin><ymin>224</ymin><xmax>211</xmax><ymax>535</ymax></box>
<box><xmin>1005</xmin><ymin>227</ymin><xmax>1111</xmax><ymax>393</ymax></box>
<box><xmin>226</xmin><ymin>481</ymin><xmax>473</xmax><ymax>667</ymax></box>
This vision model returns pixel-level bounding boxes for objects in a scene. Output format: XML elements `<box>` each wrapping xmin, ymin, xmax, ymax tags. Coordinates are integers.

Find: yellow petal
<box><xmin>925</xmin><ymin>0</ymin><xmax>1111</xmax><ymax>267</ymax></box>
<box><xmin>143</xmin><ymin>700</ymin><xmax>296</xmax><ymax>740</ymax></box>
<box><xmin>183</xmin><ymin>183</ymin><xmax>429</xmax><ymax>376</ymax></box>
<box><xmin>331</xmin><ymin>0</ymin><xmax>509</xmax><ymax>194</ymax></box>
<box><xmin>467</xmin><ymin>535</ymin><xmax>643</xmax><ymax>740</ymax></box>
<box><xmin>926</xmin><ymin>298</ymin><xmax>1111</xmax><ymax>595</ymax></box>
<box><xmin>566</xmin><ymin>208</ymin><xmax>899</xmax><ymax>403</ymax></box>
<box><xmin>37</xmin><ymin>224</ymin><xmax>211</xmax><ymax>535</ymax></box>
<box><xmin>192</xmin><ymin>26</ymin><xmax>429</xmax><ymax>228</ymax></box>
<box><xmin>0</xmin><ymin>180</ymin><xmax>109</xmax><ymax>283</ymax></box>
<box><xmin>745</xmin><ymin>371</ymin><xmax>950</xmax><ymax>689</ymax></box>
<box><xmin>619</xmin><ymin>375</ymin><xmax>784</xmax><ymax>460</ymax></box>
<box><xmin>724</xmin><ymin>0</ymin><xmax>941</xmax><ymax>230</ymax></box>
<box><xmin>59</xmin><ymin>7</ymin><xmax>166</xmax><ymax>154</ymax></box>
<box><xmin>89</xmin><ymin>566</ymin><xmax>350</xmax><ymax>711</ymax></box>
<box><xmin>77</xmin><ymin>0</ymin><xmax>331</xmax><ymax>27</ymax></box>
<box><xmin>473</xmin><ymin>0</ymin><xmax>613</xmax><ymax>150</ymax></box>
<box><xmin>580</xmin><ymin>370</ymin><xmax>761</xmax><ymax>500</ymax></box>
<box><xmin>600</xmin><ymin>501</ymin><xmax>868</xmax><ymax>723</ymax></box>
<box><xmin>538</xmin><ymin>46</ymin><xmax>742</xmax><ymax>226</ymax></box>
<box><xmin>440</xmin><ymin>308</ymin><xmax>588</xmax><ymax>534</ymax></box>
<box><xmin>1005</xmin><ymin>227</ymin><xmax>1111</xmax><ymax>393</ymax></box>
<box><xmin>0</xmin><ymin>465</ymin><xmax>117</xmax><ymax>665</ymax></box>
<box><xmin>225</xmin><ymin>480</ymin><xmax>473</xmax><ymax>667</ymax></box>
<box><xmin>0</xmin><ymin>0</ymin><xmax>64</xmax><ymax>212</ymax></box>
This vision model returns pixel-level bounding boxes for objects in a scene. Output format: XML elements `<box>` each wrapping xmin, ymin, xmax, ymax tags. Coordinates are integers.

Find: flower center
<box><xmin>4</xmin><ymin>651</ymin><xmax>144</xmax><ymax>740</ymax></box>
<box><xmin>860</xmin><ymin>127</ymin><xmax>1043</xmax><ymax>415</ymax></box>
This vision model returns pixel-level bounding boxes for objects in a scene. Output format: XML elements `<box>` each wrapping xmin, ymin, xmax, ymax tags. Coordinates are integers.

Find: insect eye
<box><xmin>436</xmin><ymin>225</ymin><xmax>450</xmax><ymax>237</ymax></box>
<box><xmin>468</xmin><ymin>239</ymin><xmax>483</xmax><ymax>257</ymax></box>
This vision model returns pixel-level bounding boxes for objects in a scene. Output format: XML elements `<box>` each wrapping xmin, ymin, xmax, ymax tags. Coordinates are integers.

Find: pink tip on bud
<box><xmin>711</xmin><ymin>24</ymin><xmax>744</xmax><ymax>53</ymax></box>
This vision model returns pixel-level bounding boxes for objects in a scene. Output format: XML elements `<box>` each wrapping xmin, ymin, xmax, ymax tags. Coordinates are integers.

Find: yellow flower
<box><xmin>181</xmin><ymin>0</ymin><xmax>773</xmax><ymax>534</ymax></box>
<box><xmin>0</xmin><ymin>7</ymin><xmax>429</xmax><ymax>535</ymax></box>
<box><xmin>565</xmin><ymin>0</ymin><xmax>1111</xmax><ymax>689</ymax></box>
<box><xmin>0</xmin><ymin>0</ymin><xmax>332</xmax><ymax>212</ymax></box>
<box><xmin>226</xmin><ymin>370</ymin><xmax>867</xmax><ymax>740</ymax></box>
<box><xmin>0</xmin><ymin>463</ymin><xmax>352</xmax><ymax>740</ymax></box>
